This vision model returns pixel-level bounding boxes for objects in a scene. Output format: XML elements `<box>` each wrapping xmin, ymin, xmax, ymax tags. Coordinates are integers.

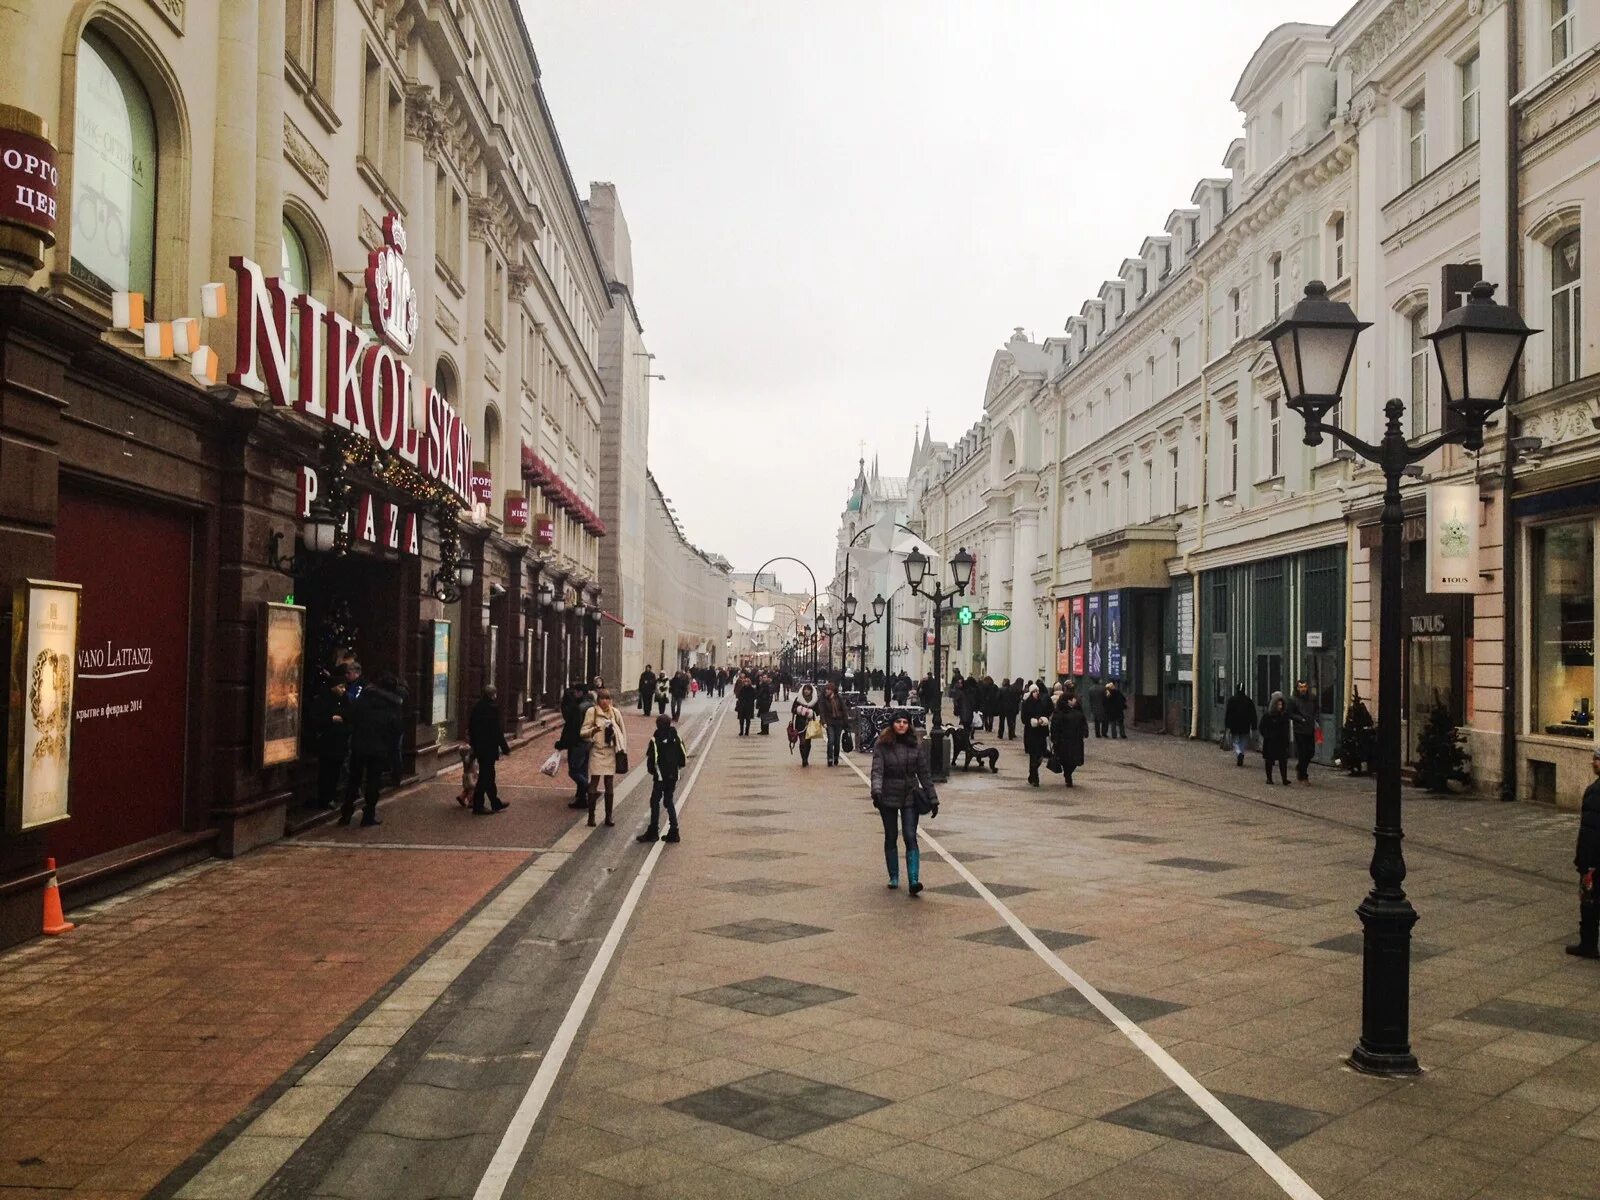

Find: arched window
<box><xmin>72</xmin><ymin>28</ymin><xmax>158</xmax><ymax>297</ymax></box>
<box><xmin>435</xmin><ymin>358</ymin><xmax>457</xmax><ymax>405</ymax></box>
<box><xmin>1553</xmin><ymin>229</ymin><xmax>1582</xmax><ymax>388</ymax></box>
<box><xmin>281</xmin><ymin>216</ymin><xmax>311</xmax><ymax>294</ymax></box>
<box><xmin>483</xmin><ymin>406</ymin><xmax>501</xmax><ymax>493</ymax></box>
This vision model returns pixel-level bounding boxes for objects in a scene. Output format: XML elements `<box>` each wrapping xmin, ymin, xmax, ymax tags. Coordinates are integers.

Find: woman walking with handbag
<box><xmin>871</xmin><ymin>714</ymin><xmax>938</xmax><ymax>895</ymax></box>
<box><xmin>791</xmin><ymin>683</ymin><xmax>822</xmax><ymax>768</ymax></box>
<box><xmin>1020</xmin><ymin>684</ymin><xmax>1052</xmax><ymax>786</ymax></box>
<box><xmin>820</xmin><ymin>682</ymin><xmax>849</xmax><ymax>766</ymax></box>
<box><xmin>580</xmin><ymin>688</ymin><xmax>628</xmax><ymax>828</ymax></box>
<box><xmin>734</xmin><ymin>673</ymin><xmax>756</xmax><ymax>735</ymax></box>
<box><xmin>1050</xmin><ymin>691</ymin><xmax>1089</xmax><ymax>787</ymax></box>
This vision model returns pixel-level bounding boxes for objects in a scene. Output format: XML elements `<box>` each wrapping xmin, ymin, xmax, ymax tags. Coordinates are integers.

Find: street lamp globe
<box><xmin>902</xmin><ymin>546</ymin><xmax>929</xmax><ymax>594</ymax></box>
<box><xmin>950</xmin><ymin>547</ymin><xmax>975</xmax><ymax>593</ymax></box>
<box><xmin>843</xmin><ymin>592</ymin><xmax>858</xmax><ymax>619</ymax></box>
<box><xmin>456</xmin><ymin>555</ymin><xmax>476</xmax><ymax>588</ymax></box>
<box><xmin>871</xmin><ymin>593</ymin><xmax>887</xmax><ymax>621</ymax></box>
<box><xmin>1426</xmin><ymin>281</ymin><xmax>1538</xmax><ymax>449</ymax></box>
<box><xmin>1261</xmin><ymin>281</ymin><xmax>1370</xmax><ymax>444</ymax></box>
<box><xmin>303</xmin><ymin>499</ymin><xmax>339</xmax><ymax>553</ymax></box>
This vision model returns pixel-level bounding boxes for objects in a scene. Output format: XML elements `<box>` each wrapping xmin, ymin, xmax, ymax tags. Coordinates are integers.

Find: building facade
<box><xmin>0</xmin><ymin>0</ymin><xmax>643</xmax><ymax>947</ymax></box>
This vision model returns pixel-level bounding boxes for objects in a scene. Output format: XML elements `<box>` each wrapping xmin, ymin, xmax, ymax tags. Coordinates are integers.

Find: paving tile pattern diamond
<box><xmin>665</xmin><ymin>1071</ymin><xmax>890</xmax><ymax>1140</ymax></box>
<box><xmin>685</xmin><ymin>977</ymin><xmax>854</xmax><ymax>1016</ymax></box>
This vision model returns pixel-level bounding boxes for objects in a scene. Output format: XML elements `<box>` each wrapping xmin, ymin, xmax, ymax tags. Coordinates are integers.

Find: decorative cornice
<box><xmin>1342</xmin><ymin>0</ymin><xmax>1448</xmax><ymax>85</ymax></box>
<box><xmin>283</xmin><ymin>115</ymin><xmax>329</xmax><ymax>199</ymax></box>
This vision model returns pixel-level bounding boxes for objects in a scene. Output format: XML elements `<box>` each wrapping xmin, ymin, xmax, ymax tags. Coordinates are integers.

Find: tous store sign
<box><xmin>227</xmin><ymin>214</ymin><xmax>474</xmax><ymax>504</ymax></box>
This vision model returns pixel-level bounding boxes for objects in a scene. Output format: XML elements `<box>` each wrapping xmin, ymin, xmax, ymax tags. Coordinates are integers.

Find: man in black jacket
<box><xmin>1224</xmin><ymin>686</ymin><xmax>1257</xmax><ymax>767</ymax></box>
<box><xmin>341</xmin><ymin>666</ymin><xmax>404</xmax><ymax>827</ymax></box>
<box><xmin>1291</xmin><ymin>680</ymin><xmax>1319</xmax><ymax>783</ymax></box>
<box><xmin>1570</xmin><ymin>746</ymin><xmax>1600</xmax><ymax>959</ymax></box>
<box><xmin>468</xmin><ymin>685</ymin><xmax>512</xmax><ymax>815</ymax></box>
<box><xmin>308</xmin><ymin>672</ymin><xmax>350</xmax><ymax>809</ymax></box>
<box><xmin>638</xmin><ymin>666</ymin><xmax>657</xmax><ymax>715</ymax></box>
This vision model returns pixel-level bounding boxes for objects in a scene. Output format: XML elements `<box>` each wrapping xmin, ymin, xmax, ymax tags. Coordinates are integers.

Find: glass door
<box><xmin>1405</xmin><ymin>635</ymin><xmax>1453</xmax><ymax>763</ymax></box>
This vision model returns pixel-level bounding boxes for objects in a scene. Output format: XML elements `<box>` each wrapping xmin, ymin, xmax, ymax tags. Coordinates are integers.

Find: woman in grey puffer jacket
<box><xmin>870</xmin><ymin>714</ymin><xmax>938</xmax><ymax>895</ymax></box>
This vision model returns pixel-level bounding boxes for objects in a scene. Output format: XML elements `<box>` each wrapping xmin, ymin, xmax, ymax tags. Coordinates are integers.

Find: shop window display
<box><xmin>1531</xmin><ymin>521</ymin><xmax>1594</xmax><ymax>738</ymax></box>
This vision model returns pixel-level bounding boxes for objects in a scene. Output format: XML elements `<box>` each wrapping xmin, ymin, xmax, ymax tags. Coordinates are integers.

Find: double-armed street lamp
<box><xmin>902</xmin><ymin>545</ymin><xmax>975</xmax><ymax>781</ymax></box>
<box><xmin>1261</xmin><ymin>279</ymin><xmax>1535</xmax><ymax>1076</ymax></box>
<box><xmin>844</xmin><ymin>591</ymin><xmax>887</xmax><ymax>681</ymax></box>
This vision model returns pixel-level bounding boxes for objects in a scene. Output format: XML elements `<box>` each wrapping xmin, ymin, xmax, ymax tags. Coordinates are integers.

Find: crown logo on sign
<box><xmin>366</xmin><ymin>213</ymin><xmax>418</xmax><ymax>355</ymax></box>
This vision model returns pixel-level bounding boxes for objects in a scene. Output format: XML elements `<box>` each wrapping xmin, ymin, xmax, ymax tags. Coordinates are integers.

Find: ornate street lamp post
<box><xmin>903</xmin><ymin>546</ymin><xmax>975</xmax><ymax>781</ymax></box>
<box><xmin>844</xmin><ymin>592</ymin><xmax>886</xmax><ymax>682</ymax></box>
<box><xmin>1262</xmin><ymin>280</ymin><xmax>1534</xmax><ymax>1076</ymax></box>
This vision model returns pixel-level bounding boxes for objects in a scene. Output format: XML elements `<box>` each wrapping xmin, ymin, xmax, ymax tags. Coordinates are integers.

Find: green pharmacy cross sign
<box><xmin>979</xmin><ymin>612</ymin><xmax>1012</xmax><ymax>633</ymax></box>
<box><xmin>957</xmin><ymin>606</ymin><xmax>974</xmax><ymax>626</ymax></box>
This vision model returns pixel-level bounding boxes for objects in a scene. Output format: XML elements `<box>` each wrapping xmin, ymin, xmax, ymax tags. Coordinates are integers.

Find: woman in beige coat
<box><xmin>580</xmin><ymin>689</ymin><xmax>628</xmax><ymax>827</ymax></box>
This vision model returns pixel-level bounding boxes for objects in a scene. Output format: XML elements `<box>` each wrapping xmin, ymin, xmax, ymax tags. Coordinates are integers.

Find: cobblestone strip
<box><xmin>173</xmin><ymin>707</ymin><xmax>723</xmax><ymax>1200</ymax></box>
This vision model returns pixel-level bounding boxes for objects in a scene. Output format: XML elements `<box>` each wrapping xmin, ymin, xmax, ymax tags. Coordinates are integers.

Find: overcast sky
<box><xmin>521</xmin><ymin>0</ymin><xmax>1352</xmax><ymax>594</ymax></box>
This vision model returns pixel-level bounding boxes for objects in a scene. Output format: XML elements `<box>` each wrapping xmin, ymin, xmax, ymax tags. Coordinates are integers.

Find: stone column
<box><xmin>985</xmin><ymin>521</ymin><xmax>1013</xmax><ymax>679</ymax></box>
<box><xmin>211</xmin><ymin>0</ymin><xmax>261</xmax><ymax>373</ymax></box>
<box><xmin>253</xmin><ymin>0</ymin><xmax>285</xmax><ymax>272</ymax></box>
<box><xmin>1010</xmin><ymin>508</ymin><xmax>1040</xmax><ymax>681</ymax></box>
<box><xmin>1476</xmin><ymin>3</ymin><xmax>1511</xmax><ymax>289</ymax></box>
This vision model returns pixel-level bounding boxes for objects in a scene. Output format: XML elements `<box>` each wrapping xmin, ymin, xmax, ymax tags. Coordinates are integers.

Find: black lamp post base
<box><xmin>1348</xmin><ymin>1044</ymin><xmax>1421</xmax><ymax>1077</ymax></box>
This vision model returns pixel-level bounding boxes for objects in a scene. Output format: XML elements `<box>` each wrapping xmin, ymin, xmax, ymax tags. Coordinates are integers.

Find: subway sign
<box><xmin>980</xmin><ymin>612</ymin><xmax>1012</xmax><ymax>633</ymax></box>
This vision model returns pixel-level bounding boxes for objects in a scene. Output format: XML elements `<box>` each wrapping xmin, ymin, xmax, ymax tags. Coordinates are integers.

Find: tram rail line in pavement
<box><xmin>153</xmin><ymin>701</ymin><xmax>726</xmax><ymax>1200</ymax></box>
<box><xmin>836</xmin><ymin>747</ymin><xmax>1328</xmax><ymax>1200</ymax></box>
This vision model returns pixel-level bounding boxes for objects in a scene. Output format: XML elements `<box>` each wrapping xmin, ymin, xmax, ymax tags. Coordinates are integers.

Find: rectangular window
<box><xmin>1226</xmin><ymin>417</ymin><xmax>1239</xmax><ymax>492</ymax></box>
<box><xmin>1459</xmin><ymin>53</ymin><xmax>1480</xmax><ymax>148</ymax></box>
<box><xmin>1230</xmin><ymin>290</ymin><xmax>1241</xmax><ymax>340</ymax></box>
<box><xmin>1531</xmin><ymin>520</ymin><xmax>1594</xmax><ymax>736</ymax></box>
<box><xmin>1552</xmin><ymin>0</ymin><xmax>1575</xmax><ymax>66</ymax></box>
<box><xmin>1267</xmin><ymin>400</ymin><xmax>1281</xmax><ymax>478</ymax></box>
<box><xmin>1101</xmin><ymin>481</ymin><xmax>1110</xmax><ymax>532</ymax></box>
<box><xmin>1172</xmin><ymin>337</ymin><xmax>1182</xmax><ymax>387</ymax></box>
<box><xmin>1143</xmin><ymin>460</ymin><xmax>1154</xmax><ymax>521</ymax></box>
<box><xmin>1270</xmin><ymin>255</ymin><xmax>1282</xmax><ymax>319</ymax></box>
<box><xmin>1406</xmin><ymin>97</ymin><xmax>1428</xmax><ymax>185</ymax></box>
<box><xmin>1409</xmin><ymin>308</ymin><xmax>1434</xmax><ymax>434</ymax></box>
<box><xmin>1333</xmin><ymin>216</ymin><xmax>1346</xmax><ymax>280</ymax></box>
<box><xmin>1168</xmin><ymin>447</ymin><xmax>1180</xmax><ymax>512</ymax></box>
<box><xmin>1553</xmin><ymin>230</ymin><xmax>1582</xmax><ymax>387</ymax></box>
<box><xmin>361</xmin><ymin>47</ymin><xmax>383</xmax><ymax>165</ymax></box>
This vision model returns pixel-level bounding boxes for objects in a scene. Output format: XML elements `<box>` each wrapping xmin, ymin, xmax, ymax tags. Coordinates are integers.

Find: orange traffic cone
<box><xmin>41</xmin><ymin>858</ymin><xmax>74</xmax><ymax>936</ymax></box>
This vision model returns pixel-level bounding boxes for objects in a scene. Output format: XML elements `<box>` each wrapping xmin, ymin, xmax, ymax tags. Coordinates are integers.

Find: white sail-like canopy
<box><xmin>733</xmin><ymin>597</ymin><xmax>776</xmax><ymax>631</ymax></box>
<box><xmin>849</xmin><ymin>513</ymin><xmax>934</xmax><ymax>577</ymax></box>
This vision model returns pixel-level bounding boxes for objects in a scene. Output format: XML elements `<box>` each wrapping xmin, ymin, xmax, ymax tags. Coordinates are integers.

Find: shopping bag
<box><xmin>615</xmin><ymin>749</ymin><xmax>630</xmax><ymax>775</ymax></box>
<box><xmin>540</xmin><ymin>750</ymin><xmax>562</xmax><ymax>777</ymax></box>
<box><xmin>805</xmin><ymin>718</ymin><xmax>825</xmax><ymax>741</ymax></box>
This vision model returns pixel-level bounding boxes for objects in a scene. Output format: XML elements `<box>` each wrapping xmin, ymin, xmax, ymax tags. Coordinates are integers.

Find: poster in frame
<box><xmin>260</xmin><ymin>602</ymin><xmax>306</xmax><ymax>767</ymax></box>
<box><xmin>429</xmin><ymin>619</ymin><xmax>452</xmax><ymax>724</ymax></box>
<box><xmin>6</xmin><ymin>579</ymin><xmax>81</xmax><ymax>834</ymax></box>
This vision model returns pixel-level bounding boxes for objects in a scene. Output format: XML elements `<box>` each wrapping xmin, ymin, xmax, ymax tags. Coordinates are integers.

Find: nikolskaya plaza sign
<box><xmin>226</xmin><ymin>213</ymin><xmax>475</xmax><ymax>524</ymax></box>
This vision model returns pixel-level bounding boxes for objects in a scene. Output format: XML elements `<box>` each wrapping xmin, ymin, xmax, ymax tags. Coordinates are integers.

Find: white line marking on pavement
<box><xmin>471</xmin><ymin>700</ymin><xmax>731</xmax><ymax>1200</ymax></box>
<box><xmin>279</xmin><ymin>841</ymin><xmax>551</xmax><ymax>853</ymax></box>
<box><xmin>841</xmin><ymin>750</ymin><xmax>1326</xmax><ymax>1200</ymax></box>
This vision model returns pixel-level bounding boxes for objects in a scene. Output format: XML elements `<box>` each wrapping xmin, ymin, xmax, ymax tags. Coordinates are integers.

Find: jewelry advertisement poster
<box><xmin>8</xmin><ymin>580</ymin><xmax>81</xmax><ymax>832</ymax></box>
<box><xmin>260</xmin><ymin>602</ymin><xmax>305</xmax><ymax>767</ymax></box>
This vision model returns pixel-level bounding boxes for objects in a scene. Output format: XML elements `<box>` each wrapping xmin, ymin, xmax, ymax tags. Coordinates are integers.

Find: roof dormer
<box><xmin>1232</xmin><ymin>23</ymin><xmax>1336</xmax><ymax>191</ymax></box>
<box><xmin>1139</xmin><ymin>235</ymin><xmax>1173</xmax><ymax>285</ymax></box>
<box><xmin>1190</xmin><ymin>179</ymin><xmax>1230</xmax><ymax>243</ymax></box>
<box><xmin>1081</xmin><ymin>298</ymin><xmax>1107</xmax><ymax>342</ymax></box>
<box><xmin>1098</xmin><ymin>280</ymin><xmax>1127</xmax><ymax>324</ymax></box>
<box><xmin>1165</xmin><ymin>208</ymin><xmax>1199</xmax><ymax>258</ymax></box>
<box><xmin>1119</xmin><ymin>258</ymin><xmax>1148</xmax><ymax>303</ymax></box>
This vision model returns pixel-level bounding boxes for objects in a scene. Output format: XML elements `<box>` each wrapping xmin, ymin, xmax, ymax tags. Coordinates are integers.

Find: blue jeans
<box><xmin>1232</xmin><ymin>734</ymin><xmax>1247</xmax><ymax>759</ymax></box>
<box><xmin>826</xmin><ymin>725</ymin><xmax>842</xmax><ymax>763</ymax></box>
<box><xmin>878</xmin><ymin>804</ymin><xmax>919</xmax><ymax>881</ymax></box>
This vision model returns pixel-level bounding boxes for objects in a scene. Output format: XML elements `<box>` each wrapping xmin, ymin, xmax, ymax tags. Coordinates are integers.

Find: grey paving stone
<box><xmin>959</xmin><ymin>926</ymin><xmax>1095</xmax><ymax>952</ymax></box>
<box><xmin>1456</xmin><ymin>998</ymin><xmax>1600</xmax><ymax>1041</ymax></box>
<box><xmin>1150</xmin><ymin>857</ymin><xmax>1241</xmax><ymax>873</ymax></box>
<box><xmin>687</xmin><ymin>976</ymin><xmax>854</xmax><ymax>1016</ymax></box>
<box><xmin>922</xmin><ymin>881</ymin><xmax>1037</xmax><ymax>899</ymax></box>
<box><xmin>727</xmin><ymin>825</ymin><xmax>797</xmax><ymax>837</ymax></box>
<box><xmin>1099</xmin><ymin>833</ymin><xmax>1168</xmax><ymax>844</ymax></box>
<box><xmin>1311</xmin><ymin>931</ymin><xmax>1442</xmax><ymax>961</ymax></box>
<box><xmin>712</xmin><ymin>849</ymin><xmax>805</xmax><ymax>862</ymax></box>
<box><xmin>723</xmin><ymin>808</ymin><xmax>788</xmax><ymax>817</ymax></box>
<box><xmin>1219</xmin><ymin>889</ymin><xmax>1326</xmax><ymax>910</ymax></box>
<box><xmin>699</xmin><ymin>918</ymin><xmax>832</xmax><ymax>944</ymax></box>
<box><xmin>666</xmin><ymin>1071</ymin><xmax>889</xmax><ymax>1140</ymax></box>
<box><xmin>1102</xmin><ymin>1086</ymin><xmax>1330</xmax><ymax>1152</ymax></box>
<box><xmin>707</xmin><ymin>878</ymin><xmax>817</xmax><ymax>897</ymax></box>
<box><xmin>1058</xmin><ymin>814</ymin><xmax>1122</xmax><ymax>824</ymax></box>
<box><xmin>1012</xmin><ymin>987</ymin><xmax>1188</xmax><ymax>1023</ymax></box>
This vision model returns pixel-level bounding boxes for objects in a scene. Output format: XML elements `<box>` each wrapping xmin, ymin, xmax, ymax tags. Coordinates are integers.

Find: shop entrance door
<box><xmin>52</xmin><ymin>488</ymin><xmax>193</xmax><ymax>865</ymax></box>
<box><xmin>1404</xmin><ymin>635</ymin><xmax>1454</xmax><ymax>764</ymax></box>
<box><xmin>1304</xmin><ymin>650</ymin><xmax>1340</xmax><ymax>761</ymax></box>
<box><xmin>300</xmin><ymin>553</ymin><xmax>408</xmax><ymax>747</ymax></box>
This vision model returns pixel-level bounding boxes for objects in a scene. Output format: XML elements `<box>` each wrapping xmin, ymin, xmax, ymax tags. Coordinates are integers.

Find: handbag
<box><xmin>913</xmin><ymin>787</ymin><xmax>939</xmax><ymax>817</ymax></box>
<box><xmin>1045</xmin><ymin>755</ymin><xmax>1063</xmax><ymax>774</ymax></box>
<box><xmin>615</xmin><ymin>748</ymin><xmax>630</xmax><ymax>775</ymax></box>
<box><xmin>841</xmin><ymin>728</ymin><xmax>854</xmax><ymax>753</ymax></box>
<box><xmin>805</xmin><ymin>718</ymin><xmax>825</xmax><ymax>741</ymax></box>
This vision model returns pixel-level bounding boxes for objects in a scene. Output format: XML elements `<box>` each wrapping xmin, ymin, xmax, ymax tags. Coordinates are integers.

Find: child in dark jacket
<box><xmin>637</xmin><ymin>715</ymin><xmax>687</xmax><ymax>844</ymax></box>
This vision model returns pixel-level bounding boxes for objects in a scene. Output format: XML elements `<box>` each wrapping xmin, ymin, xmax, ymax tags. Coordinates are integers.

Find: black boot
<box><xmin>637</xmin><ymin>827</ymin><xmax>659</xmax><ymax>844</ymax></box>
<box><xmin>663</xmin><ymin>828</ymin><xmax>680</xmax><ymax>844</ymax></box>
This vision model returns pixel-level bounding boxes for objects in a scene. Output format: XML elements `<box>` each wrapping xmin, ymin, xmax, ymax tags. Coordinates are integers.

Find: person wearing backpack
<box><xmin>637</xmin><ymin>715</ymin><xmax>686</xmax><ymax>844</ymax></box>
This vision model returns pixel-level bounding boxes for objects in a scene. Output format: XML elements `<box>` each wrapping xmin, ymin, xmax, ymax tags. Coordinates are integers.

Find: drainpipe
<box><xmin>1184</xmin><ymin>269</ymin><xmax>1214</xmax><ymax>739</ymax></box>
<box><xmin>1500</xmin><ymin>2</ymin><xmax>1521</xmax><ymax>802</ymax></box>
<box><xmin>1052</xmin><ymin>379</ymin><xmax>1066</xmax><ymax>678</ymax></box>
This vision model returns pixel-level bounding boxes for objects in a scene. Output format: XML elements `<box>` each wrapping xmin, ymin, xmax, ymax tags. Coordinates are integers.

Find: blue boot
<box><xmin>907</xmin><ymin>849</ymin><xmax>922</xmax><ymax>896</ymax></box>
<box><xmin>884</xmin><ymin>843</ymin><xmax>899</xmax><ymax>888</ymax></box>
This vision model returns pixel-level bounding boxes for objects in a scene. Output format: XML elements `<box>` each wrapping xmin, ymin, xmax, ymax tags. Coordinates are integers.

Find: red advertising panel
<box><xmin>1055</xmin><ymin>599</ymin><xmax>1072</xmax><ymax>677</ymax></box>
<box><xmin>1070</xmin><ymin>597</ymin><xmax>1085</xmax><ymax>676</ymax></box>
<box><xmin>51</xmin><ymin>489</ymin><xmax>192</xmax><ymax>864</ymax></box>
<box><xmin>0</xmin><ymin>124</ymin><xmax>59</xmax><ymax>242</ymax></box>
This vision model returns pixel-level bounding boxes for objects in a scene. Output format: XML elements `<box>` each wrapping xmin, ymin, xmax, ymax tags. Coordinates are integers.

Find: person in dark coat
<box><xmin>755</xmin><ymin>675</ymin><xmax>774</xmax><ymax>734</ymax></box>
<box><xmin>638</xmin><ymin>666</ymin><xmax>657</xmax><ymax>715</ymax></box>
<box><xmin>467</xmin><ymin>685</ymin><xmax>512</xmax><ymax>814</ymax></box>
<box><xmin>308</xmin><ymin>674</ymin><xmax>350</xmax><ymax>810</ymax></box>
<box><xmin>669</xmin><ymin>670</ymin><xmax>690</xmax><ymax>721</ymax></box>
<box><xmin>1020</xmin><ymin>684</ymin><xmax>1053</xmax><ymax>786</ymax></box>
<box><xmin>791</xmin><ymin>683</ymin><xmax>822</xmax><ymax>767</ymax></box>
<box><xmin>1003</xmin><ymin>679</ymin><xmax>1024</xmax><ymax>740</ymax></box>
<box><xmin>954</xmin><ymin>678</ymin><xmax>977</xmax><ymax>731</ymax></box>
<box><xmin>1291</xmin><ymin>680</ymin><xmax>1319</xmax><ymax>783</ymax></box>
<box><xmin>892</xmin><ymin>672</ymin><xmax>912</xmax><ymax>705</ymax></box>
<box><xmin>1224</xmin><ymin>686</ymin><xmax>1257</xmax><ymax>766</ymax></box>
<box><xmin>556</xmin><ymin>684</ymin><xmax>593</xmax><ymax>809</ymax></box>
<box><xmin>917</xmin><ymin>673</ymin><xmax>939</xmax><ymax>713</ymax></box>
<box><xmin>1050</xmin><ymin>693</ymin><xmax>1090</xmax><ymax>787</ymax></box>
<box><xmin>978</xmin><ymin>677</ymin><xmax>998</xmax><ymax>732</ymax></box>
<box><xmin>1103</xmin><ymin>681</ymin><xmax>1127</xmax><ymax>739</ymax></box>
<box><xmin>1569</xmin><ymin>746</ymin><xmax>1600</xmax><ymax>959</ymax></box>
<box><xmin>1087</xmin><ymin>677</ymin><xmax>1106</xmax><ymax>737</ymax></box>
<box><xmin>341</xmin><ymin>668</ymin><xmax>404</xmax><ymax>827</ymax></box>
<box><xmin>1259</xmin><ymin>691</ymin><xmax>1292</xmax><ymax>785</ymax></box>
<box><xmin>637</xmin><ymin>715</ymin><xmax>687</xmax><ymax>844</ymax></box>
<box><xmin>734</xmin><ymin>674</ymin><xmax>756</xmax><ymax>735</ymax></box>
<box><xmin>820</xmin><ymin>681</ymin><xmax>850</xmax><ymax>766</ymax></box>
<box><xmin>870</xmin><ymin>714</ymin><xmax>937</xmax><ymax>895</ymax></box>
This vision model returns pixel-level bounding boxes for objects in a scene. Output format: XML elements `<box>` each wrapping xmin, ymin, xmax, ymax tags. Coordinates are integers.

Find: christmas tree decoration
<box><xmin>1412</xmin><ymin>694</ymin><xmax>1470</xmax><ymax>793</ymax></box>
<box><xmin>1335</xmin><ymin>688</ymin><xmax>1376</xmax><ymax>776</ymax></box>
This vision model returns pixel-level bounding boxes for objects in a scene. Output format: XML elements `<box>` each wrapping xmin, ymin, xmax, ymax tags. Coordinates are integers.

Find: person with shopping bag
<box><xmin>791</xmin><ymin>683</ymin><xmax>822</xmax><ymax>768</ymax></box>
<box><xmin>580</xmin><ymin>688</ymin><xmax>627</xmax><ymax>828</ymax></box>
